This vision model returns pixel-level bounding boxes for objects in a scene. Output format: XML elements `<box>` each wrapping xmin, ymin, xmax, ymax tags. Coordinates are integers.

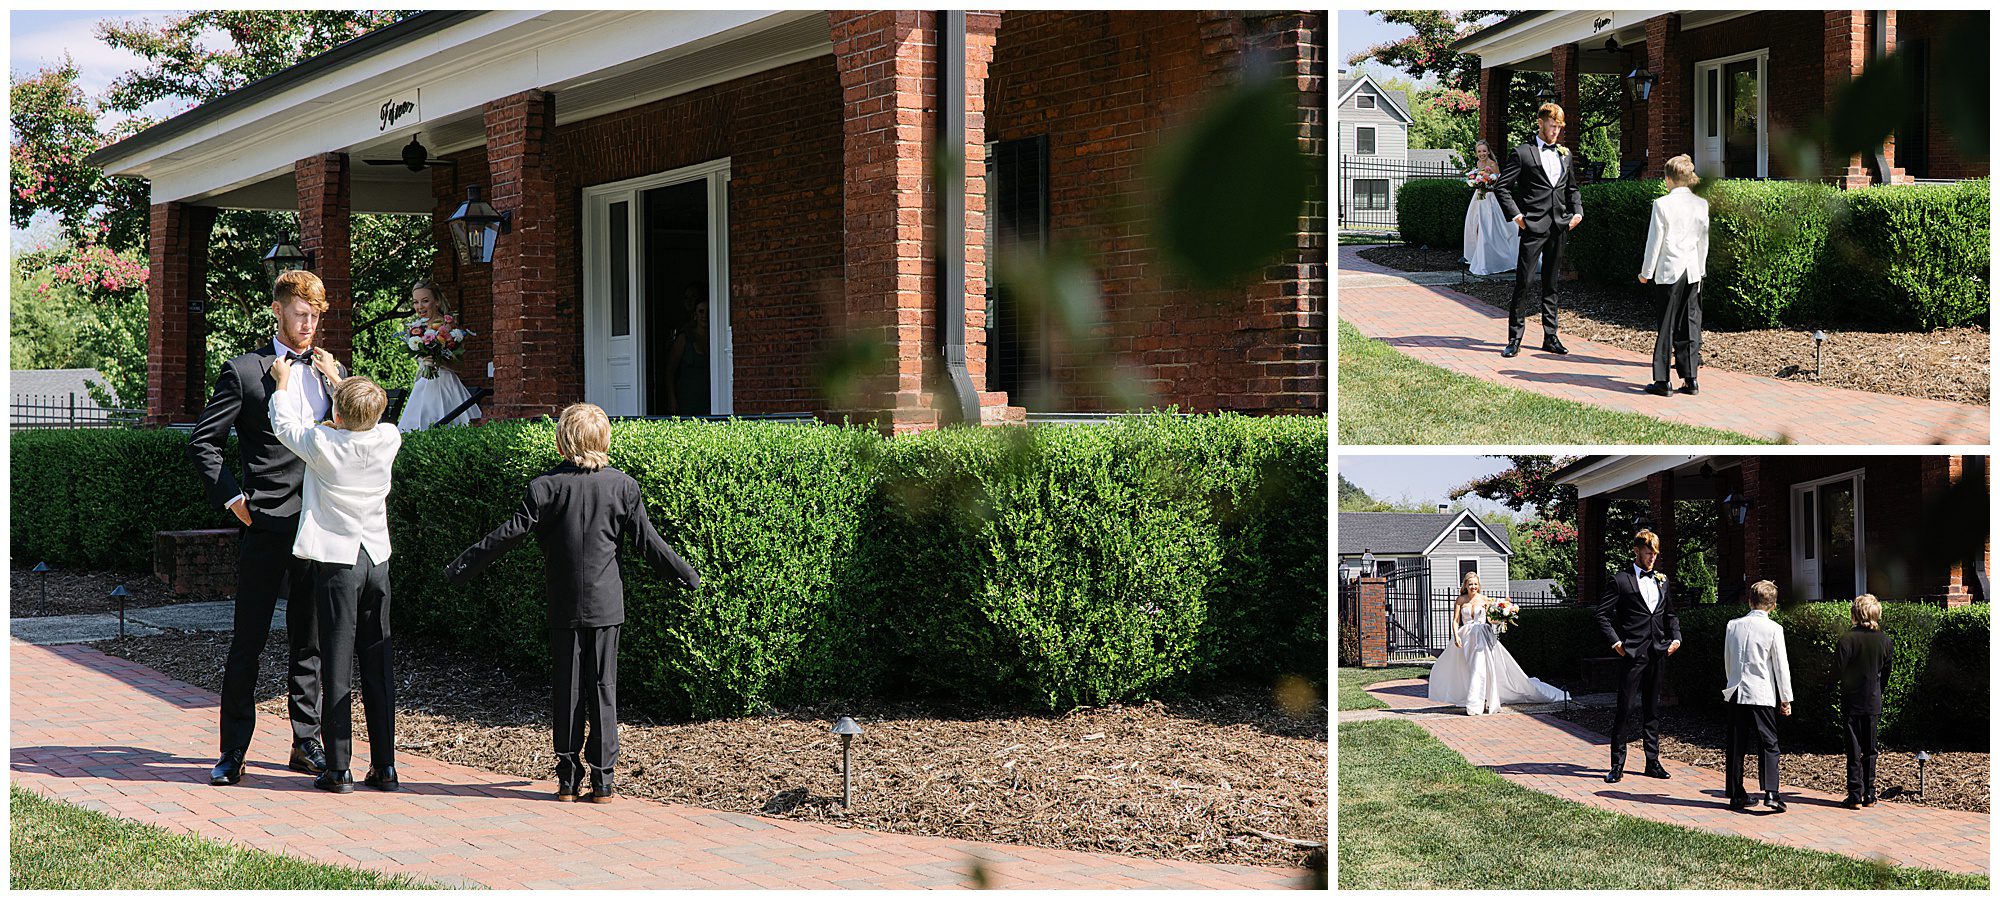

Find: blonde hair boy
<box><xmin>557</xmin><ymin>403</ymin><xmax>612</xmax><ymax>471</ymax></box>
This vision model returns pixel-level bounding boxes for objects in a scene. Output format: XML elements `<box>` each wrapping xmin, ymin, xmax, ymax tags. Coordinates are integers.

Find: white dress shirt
<box><xmin>270</xmin><ymin>373</ymin><xmax>400</xmax><ymax>565</ymax></box>
<box><xmin>1633</xmin><ymin>563</ymin><xmax>1660</xmax><ymax>612</ymax></box>
<box><xmin>1722</xmin><ymin>609</ymin><xmax>1794</xmax><ymax>707</ymax></box>
<box><xmin>1536</xmin><ymin>138</ymin><xmax>1564</xmax><ymax>186</ymax></box>
<box><xmin>275</xmin><ymin>338</ymin><xmax>332</xmax><ymax>421</ymax></box>
<box><xmin>1638</xmin><ymin>186</ymin><xmax>1711</xmax><ymax>285</ymax></box>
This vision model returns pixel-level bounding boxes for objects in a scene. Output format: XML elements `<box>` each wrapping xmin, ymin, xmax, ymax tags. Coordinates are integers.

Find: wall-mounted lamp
<box><xmin>262</xmin><ymin>235</ymin><xmax>313</xmax><ymax>287</ymax></box>
<box><xmin>447</xmin><ymin>186</ymin><xmax>512</xmax><ymax>265</ymax></box>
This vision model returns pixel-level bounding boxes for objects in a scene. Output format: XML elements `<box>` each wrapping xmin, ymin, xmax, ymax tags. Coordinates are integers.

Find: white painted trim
<box><xmin>1693</xmin><ymin>48</ymin><xmax>1770</xmax><ymax>179</ymax></box>
<box><xmin>1559</xmin><ymin>455</ymin><xmax>1708</xmax><ymax>498</ymax></box>
<box><xmin>1789</xmin><ymin>468</ymin><xmax>1867</xmax><ymax>600</ymax></box>
<box><xmin>1335</xmin><ymin>73</ymin><xmax>1413</xmax><ymax>125</ymax></box>
<box><xmin>1421</xmin><ymin>509</ymin><xmax>1515</xmax><ymax>559</ymax></box>
<box><xmin>1355</xmin><ymin>125</ymin><xmax>1379</xmax><ymax>156</ymax></box>
<box><xmin>1463</xmin><ymin>11</ymin><xmax>1671</xmax><ymax>70</ymax></box>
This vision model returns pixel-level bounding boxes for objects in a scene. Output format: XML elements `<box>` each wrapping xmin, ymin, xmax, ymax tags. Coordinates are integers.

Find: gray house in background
<box><xmin>1334</xmin><ymin>70</ymin><xmax>1412</xmax><ymax>230</ymax></box>
<box><xmin>1338</xmin><ymin>508</ymin><xmax>1512</xmax><ymax>596</ymax></box>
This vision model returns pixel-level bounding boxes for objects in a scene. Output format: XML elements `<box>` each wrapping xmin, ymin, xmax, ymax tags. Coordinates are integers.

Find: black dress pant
<box><xmin>553</xmin><ymin>625</ymin><xmax>620</xmax><ymax>771</ymax></box>
<box><xmin>220</xmin><ymin>524</ymin><xmax>322</xmax><ymax>752</ymax></box>
<box><xmin>1843</xmin><ymin>713</ymin><xmax>1880</xmax><ymax>798</ymax></box>
<box><xmin>1609</xmin><ymin>648</ymin><xmax>1666</xmax><ymax>771</ymax></box>
<box><xmin>1508</xmin><ymin>222</ymin><xmax>1567</xmax><ymax>346</ymax></box>
<box><xmin>1726</xmin><ymin>701</ymin><xmax>1782</xmax><ymax>799</ymax></box>
<box><xmin>1652</xmin><ymin>277</ymin><xmax>1703</xmax><ymax>384</ymax></box>
<box><xmin>314</xmin><ymin>547</ymin><xmax>395</xmax><ymax>772</ymax></box>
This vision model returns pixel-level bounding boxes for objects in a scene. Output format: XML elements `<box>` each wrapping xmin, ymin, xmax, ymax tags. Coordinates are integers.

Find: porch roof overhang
<box><xmin>1554</xmin><ymin>454</ymin><xmax>1744</xmax><ymax>501</ymax></box>
<box><xmin>86</xmin><ymin>9</ymin><xmax>831</xmax><ymax>214</ymax></box>
<box><xmin>1454</xmin><ymin>9</ymin><xmax>1755</xmax><ymax>73</ymax></box>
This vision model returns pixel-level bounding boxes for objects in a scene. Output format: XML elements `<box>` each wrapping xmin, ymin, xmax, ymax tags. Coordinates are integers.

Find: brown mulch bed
<box><xmin>1547</xmin><ymin>704</ymin><xmax>1987</xmax><ymax>814</ymax></box>
<box><xmin>88</xmin><ymin>629</ymin><xmax>1328</xmax><ymax>869</ymax></box>
<box><xmin>1355</xmin><ymin>245</ymin><xmax>1991</xmax><ymax>405</ymax></box>
<box><xmin>10</xmin><ymin>566</ymin><xmax>190</xmax><ymax>617</ymax></box>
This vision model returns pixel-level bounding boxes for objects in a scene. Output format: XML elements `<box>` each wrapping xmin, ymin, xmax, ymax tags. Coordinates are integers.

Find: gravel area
<box><xmin>11</xmin><ymin>566</ymin><xmax>190</xmax><ymax>617</ymax></box>
<box><xmin>1547</xmin><ymin>704</ymin><xmax>1987</xmax><ymax>814</ymax></box>
<box><xmin>1355</xmin><ymin>245</ymin><xmax>1991</xmax><ymax>405</ymax></box>
<box><xmin>88</xmin><ymin>629</ymin><xmax>1328</xmax><ymax>869</ymax></box>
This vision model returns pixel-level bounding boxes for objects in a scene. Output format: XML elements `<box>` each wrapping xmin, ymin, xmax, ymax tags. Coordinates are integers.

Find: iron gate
<box><xmin>1383</xmin><ymin>568</ymin><xmax>1434</xmax><ymax>657</ymax></box>
<box><xmin>1337</xmin><ymin>155</ymin><xmax>1465</xmax><ymax>233</ymax></box>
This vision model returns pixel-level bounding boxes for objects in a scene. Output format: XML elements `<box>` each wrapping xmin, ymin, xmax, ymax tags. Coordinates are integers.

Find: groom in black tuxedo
<box><xmin>1494</xmin><ymin>101</ymin><xmax>1584</xmax><ymax>358</ymax></box>
<box><xmin>1593</xmin><ymin>528</ymin><xmax>1682</xmax><ymax>783</ymax></box>
<box><xmin>187</xmin><ymin>269</ymin><xmax>347</xmax><ymax>786</ymax></box>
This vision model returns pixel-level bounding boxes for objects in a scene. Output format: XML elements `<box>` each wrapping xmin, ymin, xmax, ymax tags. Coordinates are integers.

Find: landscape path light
<box><xmin>832</xmin><ymin>716</ymin><xmax>863</xmax><ymax>809</ymax></box>
<box><xmin>33</xmin><ymin>561</ymin><xmax>50</xmax><ymax>615</ymax></box>
<box><xmin>110</xmin><ymin>584</ymin><xmax>130</xmax><ymax>637</ymax></box>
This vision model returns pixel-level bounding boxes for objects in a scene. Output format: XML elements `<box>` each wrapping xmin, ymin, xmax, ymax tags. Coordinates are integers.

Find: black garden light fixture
<box><xmin>1626</xmin><ymin>67</ymin><xmax>1657</xmax><ymax>102</ymax></box>
<box><xmin>1915</xmin><ymin>749</ymin><xmax>1930</xmax><ymax>802</ymax></box>
<box><xmin>1361</xmin><ymin>548</ymin><xmax>1376</xmax><ymax>572</ymax></box>
<box><xmin>831</xmin><ymin>716</ymin><xmax>863</xmax><ymax>808</ymax></box>
<box><xmin>33</xmin><ymin>561</ymin><xmax>51</xmax><ymax>615</ymax></box>
<box><xmin>110</xmin><ymin>584</ymin><xmax>130</xmax><ymax>637</ymax></box>
<box><xmin>262</xmin><ymin>235</ymin><xmax>312</xmax><ymax>287</ymax></box>
<box><xmin>1813</xmin><ymin>330</ymin><xmax>1828</xmax><ymax>377</ymax></box>
<box><xmin>447</xmin><ymin>186</ymin><xmax>511</xmax><ymax>265</ymax></box>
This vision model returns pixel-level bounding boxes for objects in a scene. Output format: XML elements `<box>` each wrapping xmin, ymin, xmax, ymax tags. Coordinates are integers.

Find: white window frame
<box><xmin>1356</xmin><ymin>125</ymin><xmax>1377</xmax><ymax>156</ymax></box>
<box><xmin>1789</xmin><ymin>468</ymin><xmax>1866</xmax><ymax>600</ymax></box>
<box><xmin>1356</xmin><ymin>93</ymin><xmax>1377</xmax><ymax>110</ymax></box>
<box><xmin>582</xmin><ymin>157</ymin><xmax>734</xmax><ymax>416</ymax></box>
<box><xmin>1693</xmin><ymin>48</ymin><xmax>1770</xmax><ymax>179</ymax></box>
<box><xmin>1457</xmin><ymin>526</ymin><xmax>1477</xmax><ymax>543</ymax></box>
<box><xmin>1355</xmin><ymin>178</ymin><xmax>1390</xmax><ymax>210</ymax></box>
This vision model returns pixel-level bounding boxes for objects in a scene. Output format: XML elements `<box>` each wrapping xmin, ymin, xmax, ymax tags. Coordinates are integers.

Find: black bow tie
<box><xmin>1641</xmin><ymin>569</ymin><xmax>1657</xmax><ymax>579</ymax></box>
<box><xmin>286</xmin><ymin>351</ymin><xmax>313</xmax><ymax>364</ymax></box>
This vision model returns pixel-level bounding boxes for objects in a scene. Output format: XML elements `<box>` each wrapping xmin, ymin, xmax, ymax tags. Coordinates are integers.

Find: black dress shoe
<box><xmin>1541</xmin><ymin>337</ymin><xmax>1570</xmax><ymax>355</ymax></box>
<box><xmin>1643</xmin><ymin>762</ymin><xmax>1671</xmax><ymax>780</ymax></box>
<box><xmin>1763</xmin><ymin>792</ymin><xmax>1787</xmax><ymax>813</ymax></box>
<box><xmin>364</xmin><ymin>765</ymin><xmax>400</xmax><ymax>792</ymax></box>
<box><xmin>289</xmin><ymin>738</ymin><xmax>327</xmax><ymax>776</ymax></box>
<box><xmin>588</xmin><ymin>768</ymin><xmax>616</xmax><ymax>804</ymax></box>
<box><xmin>1500</xmin><ymin>342</ymin><xmax>1521</xmax><ymax>358</ymax></box>
<box><xmin>314</xmin><ymin>769</ymin><xmax>356</xmax><ymax>794</ymax></box>
<box><xmin>1604</xmin><ymin>770</ymin><xmax>1624</xmax><ymax>784</ymax></box>
<box><xmin>1645</xmin><ymin>381</ymin><xmax>1672</xmax><ymax>397</ymax></box>
<box><xmin>1842</xmin><ymin>794</ymin><xmax>1862</xmax><ymax>809</ymax></box>
<box><xmin>1862</xmin><ymin>791</ymin><xmax>1878</xmax><ymax>807</ymax></box>
<box><xmin>210</xmin><ymin>748</ymin><xmax>247</xmax><ymax>786</ymax></box>
<box><xmin>1729</xmin><ymin>795</ymin><xmax>1754</xmax><ymax>811</ymax></box>
<box><xmin>1677</xmin><ymin>380</ymin><xmax>1699</xmax><ymax>395</ymax></box>
<box><xmin>555</xmin><ymin>755</ymin><xmax>583</xmax><ymax>802</ymax></box>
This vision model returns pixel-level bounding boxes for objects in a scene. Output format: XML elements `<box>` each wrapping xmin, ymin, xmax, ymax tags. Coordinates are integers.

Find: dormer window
<box><xmin>1458</xmin><ymin>526</ymin><xmax>1476</xmax><ymax>543</ymax></box>
<box><xmin>1357</xmin><ymin>93</ymin><xmax>1376</xmax><ymax>109</ymax></box>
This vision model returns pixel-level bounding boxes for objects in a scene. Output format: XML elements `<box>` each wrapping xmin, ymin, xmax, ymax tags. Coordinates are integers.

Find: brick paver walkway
<box><xmin>1360</xmin><ymin>679</ymin><xmax>1988</xmax><ymax>876</ymax></box>
<box><xmin>10</xmin><ymin>640</ymin><xmax>1305</xmax><ymax>889</ymax></box>
<box><xmin>1338</xmin><ymin>246</ymin><xmax>1990</xmax><ymax>445</ymax></box>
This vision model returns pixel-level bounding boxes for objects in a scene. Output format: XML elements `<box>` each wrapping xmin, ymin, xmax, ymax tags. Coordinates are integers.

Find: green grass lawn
<box><xmin>1336</xmin><ymin>665</ymin><xmax>1431</xmax><ymax>711</ymax></box>
<box><xmin>9</xmin><ymin>786</ymin><xmax>436</xmax><ymax>890</ymax></box>
<box><xmin>1339</xmin><ymin>232</ymin><xmax>1398</xmax><ymax>245</ymax></box>
<box><xmin>1337</xmin><ymin>320</ymin><xmax>1772</xmax><ymax>445</ymax></box>
<box><xmin>1338</xmin><ymin>719</ymin><xmax>1988</xmax><ymax>890</ymax></box>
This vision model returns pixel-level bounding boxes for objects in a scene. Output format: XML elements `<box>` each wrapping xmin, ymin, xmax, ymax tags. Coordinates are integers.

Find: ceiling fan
<box><xmin>363</xmin><ymin>134</ymin><xmax>456</xmax><ymax>172</ymax></box>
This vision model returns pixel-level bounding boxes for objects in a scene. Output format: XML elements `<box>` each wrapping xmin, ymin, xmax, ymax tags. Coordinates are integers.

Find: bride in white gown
<box><xmin>1428</xmin><ymin>572</ymin><xmax>1569</xmax><ymax>714</ymax></box>
<box><xmin>398</xmin><ymin>280</ymin><xmax>481</xmax><ymax>432</ymax></box>
<box><xmin>1461</xmin><ymin>140</ymin><xmax>1520</xmax><ymax>277</ymax></box>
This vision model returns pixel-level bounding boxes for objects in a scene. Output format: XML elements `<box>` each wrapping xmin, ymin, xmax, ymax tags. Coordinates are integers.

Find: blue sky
<box><xmin>1339</xmin><ymin>10</ymin><xmax>1508</xmax><ymax>89</ymax></box>
<box><xmin>1338</xmin><ymin>455</ymin><xmax>1528</xmax><ymax>520</ymax></box>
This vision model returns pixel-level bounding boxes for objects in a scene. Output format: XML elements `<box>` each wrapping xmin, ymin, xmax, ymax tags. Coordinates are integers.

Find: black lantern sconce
<box><xmin>1722</xmin><ymin>493</ymin><xmax>1752</xmax><ymax>527</ymax></box>
<box><xmin>447</xmin><ymin>186</ymin><xmax>512</xmax><ymax>265</ymax></box>
<box><xmin>1626</xmin><ymin>67</ymin><xmax>1657</xmax><ymax>102</ymax></box>
<box><xmin>262</xmin><ymin>235</ymin><xmax>313</xmax><ymax>287</ymax></box>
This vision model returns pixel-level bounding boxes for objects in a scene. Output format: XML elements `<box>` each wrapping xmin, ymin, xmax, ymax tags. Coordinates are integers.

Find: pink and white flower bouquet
<box><xmin>404</xmin><ymin>315</ymin><xmax>475</xmax><ymax>377</ymax></box>
<box><xmin>1466</xmin><ymin>169</ymin><xmax>1498</xmax><ymax>199</ymax></box>
<box><xmin>1486</xmin><ymin>598</ymin><xmax>1521</xmax><ymax>633</ymax></box>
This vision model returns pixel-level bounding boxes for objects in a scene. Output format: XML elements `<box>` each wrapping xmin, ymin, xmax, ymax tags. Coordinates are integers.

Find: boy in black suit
<box><xmin>1835</xmin><ymin>593</ymin><xmax>1894</xmax><ymax>808</ymax></box>
<box><xmin>445</xmin><ymin>403</ymin><xmax>700</xmax><ymax>802</ymax></box>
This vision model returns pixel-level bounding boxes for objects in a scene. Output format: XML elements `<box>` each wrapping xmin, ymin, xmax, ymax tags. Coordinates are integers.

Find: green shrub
<box><xmin>1563</xmin><ymin>179</ymin><xmax>1667</xmax><ymax>286</ymax></box>
<box><xmin>1396</xmin><ymin>178</ymin><xmax>1474</xmax><ymax>252</ymax></box>
<box><xmin>1703</xmin><ymin>179</ymin><xmax>1840</xmax><ymax>328</ymax></box>
<box><xmin>9</xmin><ymin>429</ymin><xmax>232</xmax><ymax>570</ymax></box>
<box><xmin>1495</xmin><ymin>606</ymin><xmax>1603</xmax><ymax>679</ymax></box>
<box><xmin>1827</xmin><ymin>179</ymin><xmax>1991</xmax><ymax>328</ymax></box>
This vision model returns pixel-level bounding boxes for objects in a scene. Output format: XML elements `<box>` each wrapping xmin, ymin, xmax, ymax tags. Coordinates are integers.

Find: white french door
<box><xmin>583</xmin><ymin>158</ymin><xmax>732</xmax><ymax>417</ymax></box>
<box><xmin>1693</xmin><ymin>50</ymin><xmax>1769</xmax><ymax>179</ymax></box>
<box><xmin>1791</xmin><ymin>469</ymin><xmax>1865</xmax><ymax>601</ymax></box>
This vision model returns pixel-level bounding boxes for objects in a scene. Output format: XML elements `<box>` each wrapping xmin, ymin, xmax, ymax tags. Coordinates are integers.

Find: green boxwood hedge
<box><xmin>11</xmin><ymin>415</ymin><xmax>1328</xmax><ymax>719</ymax></box>
<box><xmin>1500</xmin><ymin>601</ymin><xmax>1989</xmax><ymax>746</ymax></box>
<box><xmin>1828</xmin><ymin>179</ymin><xmax>1992</xmax><ymax>330</ymax></box>
<box><xmin>1395</xmin><ymin>178</ymin><xmax>1475</xmax><ymax>252</ymax></box>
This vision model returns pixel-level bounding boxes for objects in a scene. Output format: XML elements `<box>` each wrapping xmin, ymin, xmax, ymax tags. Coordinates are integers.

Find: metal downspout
<box><xmin>937</xmin><ymin>10</ymin><xmax>981</xmax><ymax>425</ymax></box>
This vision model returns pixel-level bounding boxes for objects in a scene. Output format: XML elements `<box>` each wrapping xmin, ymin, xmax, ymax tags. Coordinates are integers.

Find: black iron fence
<box><xmin>11</xmin><ymin>393</ymin><xmax>144</xmax><ymax>430</ymax></box>
<box><xmin>1337</xmin><ymin>154</ymin><xmax>1465</xmax><ymax>233</ymax></box>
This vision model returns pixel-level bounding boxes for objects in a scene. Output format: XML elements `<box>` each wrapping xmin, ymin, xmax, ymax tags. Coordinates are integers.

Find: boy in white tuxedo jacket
<box><xmin>1638</xmin><ymin>153</ymin><xmax>1710</xmax><ymax>397</ymax></box>
<box><xmin>270</xmin><ymin>351</ymin><xmax>402</xmax><ymax>794</ymax></box>
<box><xmin>1722</xmin><ymin>579</ymin><xmax>1793</xmax><ymax>812</ymax></box>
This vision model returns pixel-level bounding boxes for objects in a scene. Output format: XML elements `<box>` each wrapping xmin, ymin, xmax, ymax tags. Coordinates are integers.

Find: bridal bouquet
<box><xmin>404</xmin><ymin>315</ymin><xmax>475</xmax><ymax>377</ymax></box>
<box><xmin>1466</xmin><ymin>169</ymin><xmax>1497</xmax><ymax>199</ymax></box>
<box><xmin>1486</xmin><ymin>598</ymin><xmax>1521</xmax><ymax>634</ymax></box>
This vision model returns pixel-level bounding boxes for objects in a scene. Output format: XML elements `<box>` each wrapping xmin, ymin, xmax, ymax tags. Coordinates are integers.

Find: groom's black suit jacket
<box><xmin>1593</xmin><ymin>567</ymin><xmax>1682</xmax><ymax>656</ymax></box>
<box><xmin>1494</xmin><ymin>140</ymin><xmax>1583</xmax><ymax>236</ymax></box>
<box><xmin>187</xmin><ymin>343</ymin><xmax>344</xmax><ymax>532</ymax></box>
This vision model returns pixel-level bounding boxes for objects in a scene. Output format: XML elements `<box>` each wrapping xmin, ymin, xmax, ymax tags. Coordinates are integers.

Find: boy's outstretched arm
<box><xmin>445</xmin><ymin>485</ymin><xmax>541</xmax><ymax>584</ymax></box>
<box><xmin>627</xmin><ymin>488</ymin><xmax>700</xmax><ymax>590</ymax></box>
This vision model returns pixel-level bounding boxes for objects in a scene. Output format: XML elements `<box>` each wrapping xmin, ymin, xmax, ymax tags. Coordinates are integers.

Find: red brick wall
<box><xmin>1891</xmin><ymin>11</ymin><xmax>1988</xmax><ymax>180</ymax></box>
<box><xmin>1744</xmin><ymin>456</ymin><xmax>1976</xmax><ymax>603</ymax></box>
<box><xmin>429</xmin><ymin>149</ymin><xmax>495</xmax><ymax>400</ymax></box>
<box><xmin>296</xmin><ymin>152</ymin><xmax>354</xmax><ymax>362</ymax></box>
<box><xmin>986</xmin><ymin>10</ymin><xmax>1326</xmax><ymax>414</ymax></box>
<box><xmin>145</xmin><ymin>202</ymin><xmax>216</xmax><ymax>425</ymax></box>
<box><xmin>153</xmin><ymin>529</ymin><xmax>238</xmax><ymax>598</ymax></box>
<box><xmin>1356</xmin><ymin>577</ymin><xmax>1388</xmax><ymax>667</ymax></box>
<box><xmin>484</xmin><ymin>90</ymin><xmax>567</xmax><ymax>420</ymax></box>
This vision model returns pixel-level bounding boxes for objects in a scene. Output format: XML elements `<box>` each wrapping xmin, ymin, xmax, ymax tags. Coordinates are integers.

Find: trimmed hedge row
<box><xmin>11</xmin><ymin>415</ymin><xmax>1328</xmax><ymax>719</ymax></box>
<box><xmin>1398</xmin><ymin>176</ymin><xmax>1990</xmax><ymax>330</ymax></box>
<box><xmin>1500</xmin><ymin>602</ymin><xmax>1989</xmax><ymax>746</ymax></box>
<box><xmin>10</xmin><ymin>429</ymin><xmax>235</xmax><ymax>570</ymax></box>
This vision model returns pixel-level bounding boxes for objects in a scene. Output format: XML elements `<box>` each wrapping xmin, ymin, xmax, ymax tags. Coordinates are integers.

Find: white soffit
<box><xmin>1465</xmin><ymin>10</ymin><xmax>1670</xmax><ymax>70</ymax></box>
<box><xmin>1558</xmin><ymin>455</ymin><xmax>1708</xmax><ymax>498</ymax></box>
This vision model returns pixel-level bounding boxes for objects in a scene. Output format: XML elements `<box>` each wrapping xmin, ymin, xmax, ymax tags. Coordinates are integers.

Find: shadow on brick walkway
<box><xmin>11</xmin><ymin>640</ymin><xmax>1306</xmax><ymax>889</ymax></box>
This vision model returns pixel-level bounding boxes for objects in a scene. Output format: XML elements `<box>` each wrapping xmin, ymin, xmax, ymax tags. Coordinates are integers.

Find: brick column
<box><xmin>145</xmin><ymin>202</ymin><xmax>217</xmax><ymax>426</ymax></box>
<box><xmin>296</xmin><ymin>153</ymin><xmax>353</xmax><ymax>361</ymax></box>
<box><xmin>1643</xmin><ymin>14</ymin><xmax>1689</xmax><ymax>178</ymax></box>
<box><xmin>1918</xmin><ymin>456</ymin><xmax>1974</xmax><ymax>607</ymax></box>
<box><xmin>1357</xmin><ymin>577</ymin><xmax>1388</xmax><ymax>668</ymax></box>
<box><xmin>1550</xmin><ymin>42</ymin><xmax>1583</xmax><ymax>159</ymax></box>
<box><xmin>432</xmin><ymin>159</ymin><xmax>494</xmax><ymax>397</ymax></box>
<box><xmin>959</xmin><ymin>12</ymin><xmax>1023</xmax><ymax>425</ymax></box>
<box><xmin>1716</xmin><ymin>467</ymin><xmax>1746</xmax><ymax>596</ymax></box>
<box><xmin>1738</xmin><ymin>457</ymin><xmax>1786</xmax><ymax>594</ymax></box>
<box><xmin>1479</xmin><ymin>66</ymin><xmax>1514</xmax><ymax>154</ymax></box>
<box><xmin>1577</xmin><ymin>494</ymin><xmax>1607</xmax><ymax>607</ymax></box>
<box><xmin>1825</xmin><ymin>11</ymin><xmax>1872</xmax><ymax>187</ymax></box>
<box><xmin>1646</xmin><ymin>470</ymin><xmax>1678</xmax><ymax>580</ymax></box>
<box><xmin>828</xmin><ymin>11</ymin><xmax>943</xmax><ymax>433</ymax></box>
<box><xmin>484</xmin><ymin>89</ymin><xmax>565</xmax><ymax>421</ymax></box>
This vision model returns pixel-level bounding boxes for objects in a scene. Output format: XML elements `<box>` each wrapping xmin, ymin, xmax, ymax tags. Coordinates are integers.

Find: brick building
<box><xmin>86</xmin><ymin>10</ymin><xmax>1327</xmax><ymax>431</ymax></box>
<box><xmin>1555</xmin><ymin>455</ymin><xmax>1989</xmax><ymax>609</ymax></box>
<box><xmin>1455</xmin><ymin>10</ymin><xmax>1988</xmax><ymax>187</ymax></box>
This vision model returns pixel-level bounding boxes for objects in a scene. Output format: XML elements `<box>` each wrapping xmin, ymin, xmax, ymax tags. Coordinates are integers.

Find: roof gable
<box><xmin>1335</xmin><ymin>72</ymin><xmax>1413</xmax><ymax>124</ymax></box>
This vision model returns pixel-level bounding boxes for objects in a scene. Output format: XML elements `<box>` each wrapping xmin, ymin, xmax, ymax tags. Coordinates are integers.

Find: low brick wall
<box><xmin>153</xmin><ymin>529</ymin><xmax>238</xmax><ymax>598</ymax></box>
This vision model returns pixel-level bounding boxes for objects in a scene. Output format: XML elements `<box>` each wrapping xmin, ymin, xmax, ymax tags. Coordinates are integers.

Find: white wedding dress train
<box><xmin>1427</xmin><ymin>598</ymin><xmax>1569</xmax><ymax>714</ymax></box>
<box><xmin>398</xmin><ymin>360</ymin><xmax>481</xmax><ymax>432</ymax></box>
<box><xmin>1462</xmin><ymin>183</ymin><xmax>1519</xmax><ymax>277</ymax></box>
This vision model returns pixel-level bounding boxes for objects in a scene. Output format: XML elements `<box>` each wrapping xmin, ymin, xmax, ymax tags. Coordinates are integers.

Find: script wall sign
<box><xmin>379</xmin><ymin>90</ymin><xmax>420</xmax><ymax>132</ymax></box>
